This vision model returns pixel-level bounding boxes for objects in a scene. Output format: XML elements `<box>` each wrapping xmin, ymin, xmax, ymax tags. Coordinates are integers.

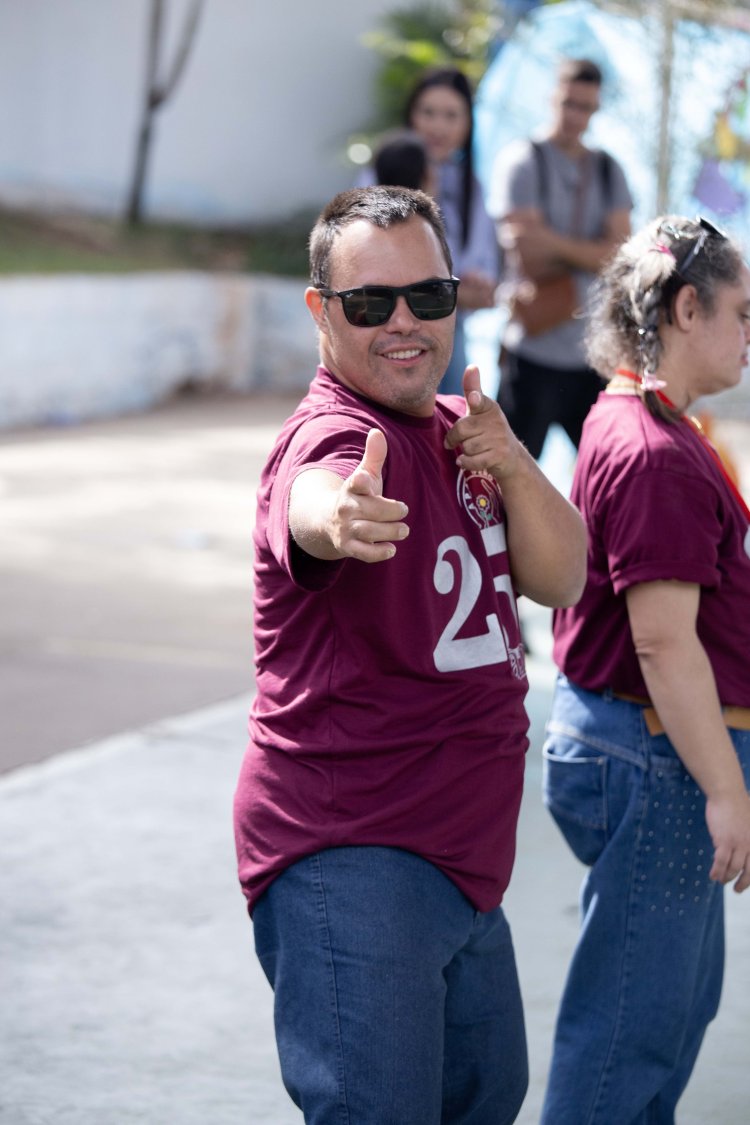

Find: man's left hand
<box><xmin>444</xmin><ymin>366</ymin><xmax>522</xmax><ymax>481</ymax></box>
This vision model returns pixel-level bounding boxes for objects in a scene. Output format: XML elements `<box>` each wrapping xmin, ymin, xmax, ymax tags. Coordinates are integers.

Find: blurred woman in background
<box><xmin>368</xmin><ymin>66</ymin><xmax>499</xmax><ymax>394</ymax></box>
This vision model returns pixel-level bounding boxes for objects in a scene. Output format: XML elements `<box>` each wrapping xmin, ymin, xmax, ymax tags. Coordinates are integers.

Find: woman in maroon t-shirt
<box><xmin>541</xmin><ymin>216</ymin><xmax>750</xmax><ymax>1125</ymax></box>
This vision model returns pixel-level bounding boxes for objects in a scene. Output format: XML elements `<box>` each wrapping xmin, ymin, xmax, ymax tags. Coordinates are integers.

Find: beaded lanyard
<box><xmin>614</xmin><ymin>367</ymin><xmax>750</xmax><ymax>523</ymax></box>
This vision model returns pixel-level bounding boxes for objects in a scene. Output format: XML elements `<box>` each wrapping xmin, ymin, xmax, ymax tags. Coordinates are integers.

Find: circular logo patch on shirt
<box><xmin>456</xmin><ymin>469</ymin><xmax>503</xmax><ymax>529</ymax></box>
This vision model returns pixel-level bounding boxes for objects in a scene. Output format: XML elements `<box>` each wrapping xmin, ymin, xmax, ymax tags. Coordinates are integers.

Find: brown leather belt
<box><xmin>611</xmin><ymin>693</ymin><xmax>750</xmax><ymax>737</ymax></box>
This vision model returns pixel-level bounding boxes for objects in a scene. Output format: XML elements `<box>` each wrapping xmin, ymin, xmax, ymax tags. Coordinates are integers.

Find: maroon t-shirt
<box><xmin>554</xmin><ymin>393</ymin><xmax>750</xmax><ymax>703</ymax></box>
<box><xmin>234</xmin><ymin>368</ymin><xmax>529</xmax><ymax>913</ymax></box>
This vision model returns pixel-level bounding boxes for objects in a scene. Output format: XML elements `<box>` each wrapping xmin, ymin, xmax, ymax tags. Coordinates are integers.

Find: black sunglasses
<box><xmin>660</xmin><ymin>215</ymin><xmax>728</xmax><ymax>277</ymax></box>
<box><xmin>316</xmin><ymin>277</ymin><xmax>460</xmax><ymax>327</ymax></box>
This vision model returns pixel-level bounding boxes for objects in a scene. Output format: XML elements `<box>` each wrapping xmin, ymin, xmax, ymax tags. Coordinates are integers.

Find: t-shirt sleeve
<box><xmin>487</xmin><ymin>141</ymin><xmax>538</xmax><ymax>219</ymax></box>
<box><xmin>267</xmin><ymin>416</ymin><xmax>370</xmax><ymax>590</ymax></box>
<box><xmin>601</xmin><ymin>467</ymin><xmax>722</xmax><ymax>594</ymax></box>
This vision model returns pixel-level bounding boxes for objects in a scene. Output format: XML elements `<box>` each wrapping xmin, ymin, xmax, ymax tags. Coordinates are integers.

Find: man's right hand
<box><xmin>289</xmin><ymin>429</ymin><xmax>410</xmax><ymax>563</ymax></box>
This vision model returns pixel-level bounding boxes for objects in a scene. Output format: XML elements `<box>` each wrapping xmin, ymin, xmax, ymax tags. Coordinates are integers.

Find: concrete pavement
<box><xmin>0</xmin><ymin>391</ymin><xmax>301</xmax><ymax>772</ymax></box>
<box><xmin>2</xmin><ymin>392</ymin><xmax>749</xmax><ymax>1123</ymax></box>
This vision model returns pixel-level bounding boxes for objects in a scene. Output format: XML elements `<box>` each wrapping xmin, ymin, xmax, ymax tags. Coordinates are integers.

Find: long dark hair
<box><xmin>404</xmin><ymin>67</ymin><xmax>475</xmax><ymax>251</ymax></box>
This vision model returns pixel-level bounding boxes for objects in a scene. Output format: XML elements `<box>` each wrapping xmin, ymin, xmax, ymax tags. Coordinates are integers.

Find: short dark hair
<box><xmin>373</xmin><ymin>129</ymin><xmax>428</xmax><ymax>191</ymax></box>
<box><xmin>558</xmin><ymin>58</ymin><xmax>603</xmax><ymax>86</ymax></box>
<box><xmin>308</xmin><ymin>186</ymin><xmax>453</xmax><ymax>289</ymax></box>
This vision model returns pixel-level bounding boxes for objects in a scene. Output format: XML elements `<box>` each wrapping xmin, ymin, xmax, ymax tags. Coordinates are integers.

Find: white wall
<box><xmin>0</xmin><ymin>0</ymin><xmax>395</xmax><ymax>223</ymax></box>
<box><xmin>0</xmin><ymin>272</ymin><xmax>316</xmax><ymax>429</ymax></box>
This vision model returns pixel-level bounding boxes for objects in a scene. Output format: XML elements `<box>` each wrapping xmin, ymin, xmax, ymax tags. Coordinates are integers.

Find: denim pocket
<box><xmin>542</xmin><ymin>735</ymin><xmax>608</xmax><ymax>866</ymax></box>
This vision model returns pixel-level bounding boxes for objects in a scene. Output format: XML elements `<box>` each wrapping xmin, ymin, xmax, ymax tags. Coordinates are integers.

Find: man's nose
<box><xmin>387</xmin><ymin>294</ymin><xmax>420</xmax><ymax>330</ymax></box>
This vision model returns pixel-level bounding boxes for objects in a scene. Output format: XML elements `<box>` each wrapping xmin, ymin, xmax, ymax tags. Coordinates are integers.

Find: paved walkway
<box><xmin>2</xmin><ymin>394</ymin><xmax>749</xmax><ymax>1124</ymax></box>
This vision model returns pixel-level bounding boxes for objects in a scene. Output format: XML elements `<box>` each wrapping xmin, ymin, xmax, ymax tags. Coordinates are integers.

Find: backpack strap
<box><xmin>529</xmin><ymin>140</ymin><xmax>548</xmax><ymax>218</ymax></box>
<box><xmin>597</xmin><ymin>149</ymin><xmax>613</xmax><ymax>208</ymax></box>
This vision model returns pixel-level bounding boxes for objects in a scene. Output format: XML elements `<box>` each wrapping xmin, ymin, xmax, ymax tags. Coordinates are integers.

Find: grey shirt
<box><xmin>488</xmin><ymin>138</ymin><xmax>632</xmax><ymax>368</ymax></box>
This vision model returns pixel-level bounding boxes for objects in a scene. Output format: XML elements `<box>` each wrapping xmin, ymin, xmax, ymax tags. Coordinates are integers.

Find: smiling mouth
<box><xmin>385</xmin><ymin>348</ymin><xmax>424</xmax><ymax>362</ymax></box>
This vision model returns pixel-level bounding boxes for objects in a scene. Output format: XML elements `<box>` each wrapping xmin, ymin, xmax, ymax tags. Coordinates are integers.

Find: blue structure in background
<box><xmin>464</xmin><ymin>0</ymin><xmax>750</xmax><ymax>467</ymax></box>
<box><xmin>475</xmin><ymin>0</ymin><xmax>750</xmax><ymax>247</ymax></box>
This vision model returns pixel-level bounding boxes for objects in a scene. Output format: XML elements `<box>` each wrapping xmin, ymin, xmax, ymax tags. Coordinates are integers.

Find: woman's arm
<box><xmin>626</xmin><ymin>579</ymin><xmax>750</xmax><ymax>892</ymax></box>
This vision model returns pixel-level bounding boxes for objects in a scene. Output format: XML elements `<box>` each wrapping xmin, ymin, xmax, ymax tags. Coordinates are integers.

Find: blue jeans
<box><xmin>253</xmin><ymin>846</ymin><xmax>528</xmax><ymax>1124</ymax></box>
<box><xmin>540</xmin><ymin>676</ymin><xmax>750</xmax><ymax>1125</ymax></box>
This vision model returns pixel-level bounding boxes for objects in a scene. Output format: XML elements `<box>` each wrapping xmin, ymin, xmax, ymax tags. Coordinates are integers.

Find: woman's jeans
<box><xmin>540</xmin><ymin>676</ymin><xmax>750</xmax><ymax>1125</ymax></box>
<box><xmin>253</xmin><ymin>845</ymin><xmax>528</xmax><ymax>1124</ymax></box>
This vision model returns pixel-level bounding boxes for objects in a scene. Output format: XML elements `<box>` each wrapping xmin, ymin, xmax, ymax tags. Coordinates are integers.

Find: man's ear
<box><xmin>672</xmin><ymin>283</ymin><xmax>699</xmax><ymax>330</ymax></box>
<box><xmin>305</xmin><ymin>286</ymin><xmax>327</xmax><ymax>331</ymax></box>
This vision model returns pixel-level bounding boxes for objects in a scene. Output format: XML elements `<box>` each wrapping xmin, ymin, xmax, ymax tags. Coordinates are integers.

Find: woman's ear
<box><xmin>672</xmin><ymin>283</ymin><xmax>699</xmax><ymax>330</ymax></box>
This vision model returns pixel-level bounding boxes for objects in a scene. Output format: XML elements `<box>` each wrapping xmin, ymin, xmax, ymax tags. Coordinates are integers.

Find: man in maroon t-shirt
<box><xmin>234</xmin><ymin>186</ymin><xmax>586</xmax><ymax>1123</ymax></box>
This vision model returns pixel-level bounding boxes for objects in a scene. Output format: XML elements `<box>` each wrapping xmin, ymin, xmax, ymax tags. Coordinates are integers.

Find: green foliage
<box><xmin>361</xmin><ymin>0</ymin><xmax>502</xmax><ymax>133</ymax></box>
<box><xmin>0</xmin><ymin>208</ymin><xmax>312</xmax><ymax>278</ymax></box>
<box><xmin>244</xmin><ymin>213</ymin><xmax>316</xmax><ymax>277</ymax></box>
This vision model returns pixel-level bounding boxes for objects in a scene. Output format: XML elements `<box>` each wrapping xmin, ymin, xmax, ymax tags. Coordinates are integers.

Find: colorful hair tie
<box><xmin>641</xmin><ymin>369</ymin><xmax>667</xmax><ymax>391</ymax></box>
<box><xmin>649</xmin><ymin>243</ymin><xmax>675</xmax><ymax>258</ymax></box>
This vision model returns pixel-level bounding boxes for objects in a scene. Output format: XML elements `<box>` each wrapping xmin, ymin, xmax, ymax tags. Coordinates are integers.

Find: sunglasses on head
<box><xmin>660</xmin><ymin>215</ymin><xmax>728</xmax><ymax>277</ymax></box>
<box><xmin>316</xmin><ymin>277</ymin><xmax>460</xmax><ymax>327</ymax></box>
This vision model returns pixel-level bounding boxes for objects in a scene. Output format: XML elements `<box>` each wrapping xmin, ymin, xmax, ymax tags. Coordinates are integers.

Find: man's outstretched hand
<box><xmin>329</xmin><ymin>429</ymin><xmax>410</xmax><ymax>562</ymax></box>
<box><xmin>444</xmin><ymin>365</ymin><xmax>522</xmax><ymax>481</ymax></box>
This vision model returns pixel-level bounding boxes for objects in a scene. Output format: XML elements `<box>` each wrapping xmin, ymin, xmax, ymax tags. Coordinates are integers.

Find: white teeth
<box><xmin>387</xmin><ymin>349</ymin><xmax>421</xmax><ymax>360</ymax></box>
